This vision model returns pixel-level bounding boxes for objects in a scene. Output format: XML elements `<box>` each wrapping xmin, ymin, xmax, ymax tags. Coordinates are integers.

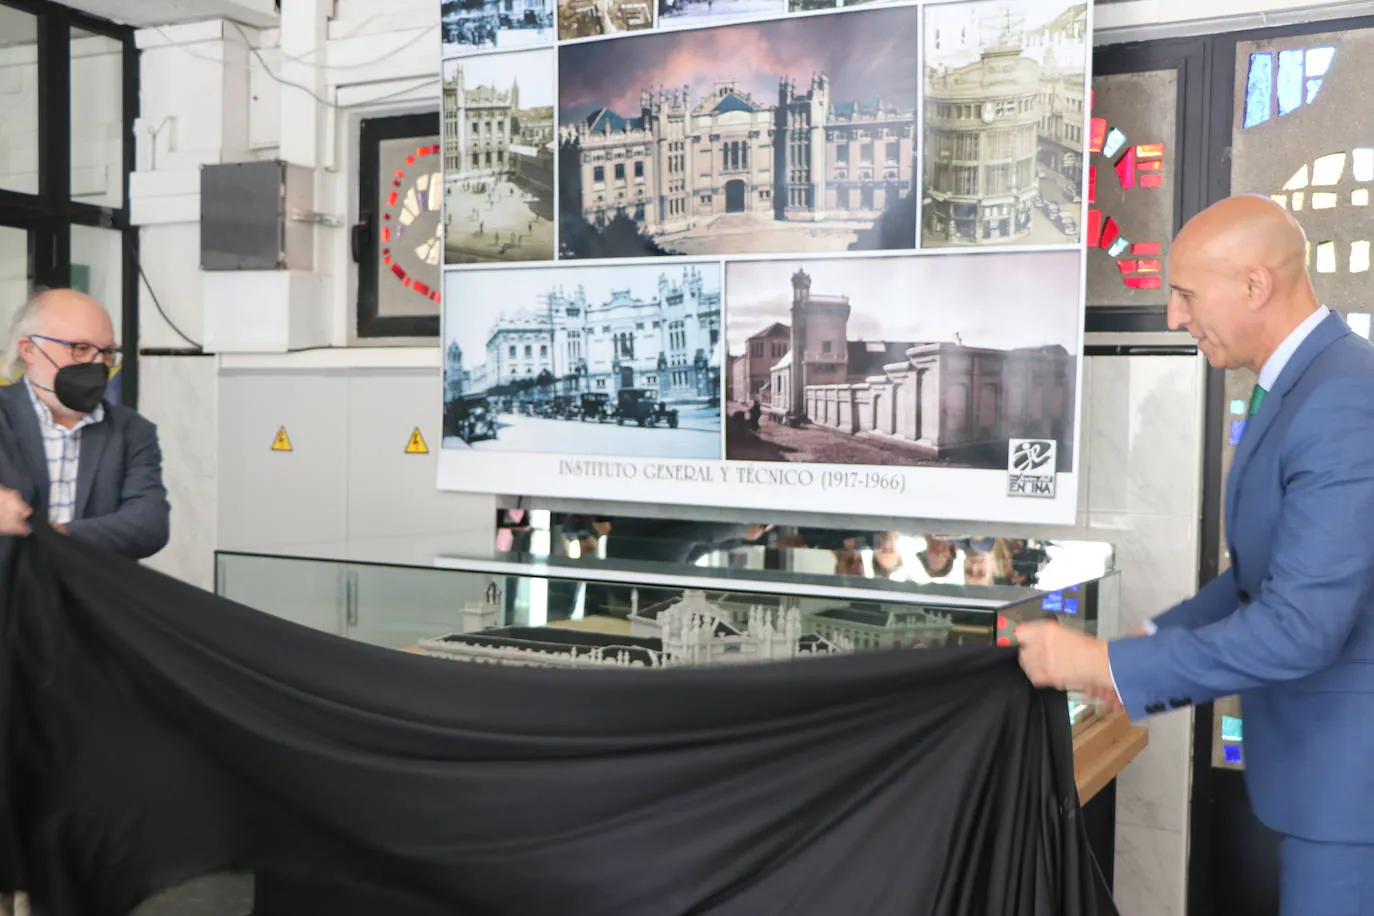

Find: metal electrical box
<box><xmin>200</xmin><ymin>160</ymin><xmax>315</xmax><ymax>271</ymax></box>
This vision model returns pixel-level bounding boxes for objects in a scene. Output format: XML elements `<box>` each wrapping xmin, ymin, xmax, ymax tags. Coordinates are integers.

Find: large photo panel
<box><xmin>556</xmin><ymin>6</ymin><xmax>921</xmax><ymax>259</ymax></box>
<box><xmin>438</xmin><ymin>249</ymin><xmax>1084</xmax><ymax>524</ymax></box>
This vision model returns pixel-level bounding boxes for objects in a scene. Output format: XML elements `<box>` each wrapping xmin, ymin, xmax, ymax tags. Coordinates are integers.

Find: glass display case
<box><xmin>214</xmin><ymin>529</ymin><xmax>1121</xmax><ymax>729</ymax></box>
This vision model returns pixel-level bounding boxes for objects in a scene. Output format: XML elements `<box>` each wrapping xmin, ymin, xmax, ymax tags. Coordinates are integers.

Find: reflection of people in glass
<box><xmin>917</xmin><ymin>536</ymin><xmax>956</xmax><ymax>579</ymax></box>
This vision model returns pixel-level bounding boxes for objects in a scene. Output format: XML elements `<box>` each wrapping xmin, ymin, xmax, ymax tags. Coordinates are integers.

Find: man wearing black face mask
<box><xmin>0</xmin><ymin>288</ymin><xmax>170</xmax><ymax>559</ymax></box>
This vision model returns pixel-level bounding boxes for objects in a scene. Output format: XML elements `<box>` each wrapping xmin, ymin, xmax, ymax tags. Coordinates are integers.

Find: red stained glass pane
<box><xmin>1117</xmin><ymin>259</ymin><xmax>1138</xmax><ymax>274</ymax></box>
<box><xmin>1136</xmin><ymin>143</ymin><xmax>1164</xmax><ymax>159</ymax></box>
<box><xmin>1088</xmin><ymin>166</ymin><xmax>1097</xmax><ymax>204</ymax></box>
<box><xmin>1137</xmin><ymin>160</ymin><xmax>1163</xmax><ymax>171</ymax></box>
<box><xmin>1131</xmin><ymin>242</ymin><xmax>1161</xmax><ymax>255</ymax></box>
<box><xmin>387</xmin><ymin>191</ymin><xmax>399</xmax><ymax>207</ymax></box>
<box><xmin>1087</xmin><ymin>209</ymin><xmax>1103</xmax><ymax>247</ymax></box>
<box><xmin>414</xmin><ymin>281</ymin><xmax>431</xmax><ymax>297</ymax></box>
<box><xmin>406</xmin><ymin>155</ymin><xmax>417</xmax><ymax>165</ymax></box>
<box><xmin>1114</xmin><ymin>147</ymin><xmax>1137</xmax><ymax>189</ymax></box>
<box><xmin>1124</xmin><ymin>276</ymin><xmax>1162</xmax><ymax>289</ymax></box>
<box><xmin>1100</xmin><ymin>216</ymin><xmax>1120</xmax><ymax>250</ymax></box>
<box><xmin>1090</xmin><ymin>117</ymin><xmax>1107</xmax><ymax>153</ymax></box>
<box><xmin>1141</xmin><ymin>174</ymin><xmax>1164</xmax><ymax>188</ymax></box>
<box><xmin>1137</xmin><ymin>259</ymin><xmax>1162</xmax><ymax>272</ymax></box>
<box><xmin>381</xmin><ymin>227</ymin><xmax>391</xmax><ymax>243</ymax></box>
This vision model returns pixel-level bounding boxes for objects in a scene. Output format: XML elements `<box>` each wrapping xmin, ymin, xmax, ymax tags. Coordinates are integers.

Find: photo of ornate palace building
<box><xmin>558</xmin><ymin>74</ymin><xmax>917</xmax><ymax>255</ymax></box>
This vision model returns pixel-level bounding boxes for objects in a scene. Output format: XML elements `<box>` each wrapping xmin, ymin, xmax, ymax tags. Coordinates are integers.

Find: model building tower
<box><xmin>461</xmin><ymin>581</ymin><xmax>502</xmax><ymax>633</ymax></box>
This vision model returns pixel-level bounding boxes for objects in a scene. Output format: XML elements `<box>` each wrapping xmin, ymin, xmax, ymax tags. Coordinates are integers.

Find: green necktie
<box><xmin>1248</xmin><ymin>384</ymin><xmax>1268</xmax><ymax>418</ymax></box>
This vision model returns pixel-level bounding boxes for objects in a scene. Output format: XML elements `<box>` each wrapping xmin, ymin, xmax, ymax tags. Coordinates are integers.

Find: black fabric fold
<box><xmin>0</xmin><ymin>522</ymin><xmax>1118</xmax><ymax>916</ymax></box>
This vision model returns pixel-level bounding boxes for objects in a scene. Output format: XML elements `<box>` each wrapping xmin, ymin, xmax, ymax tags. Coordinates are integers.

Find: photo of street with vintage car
<box><xmin>441</xmin><ymin>263</ymin><xmax>723</xmax><ymax>458</ymax></box>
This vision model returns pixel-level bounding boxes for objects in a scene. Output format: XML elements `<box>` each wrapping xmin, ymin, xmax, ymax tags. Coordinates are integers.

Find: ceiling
<box><xmin>35</xmin><ymin>0</ymin><xmax>278</xmax><ymax>28</ymax></box>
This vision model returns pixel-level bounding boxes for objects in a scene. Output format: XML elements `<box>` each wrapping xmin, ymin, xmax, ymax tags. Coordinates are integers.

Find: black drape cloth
<box><xmin>0</xmin><ymin>523</ymin><xmax>1118</xmax><ymax>916</ymax></box>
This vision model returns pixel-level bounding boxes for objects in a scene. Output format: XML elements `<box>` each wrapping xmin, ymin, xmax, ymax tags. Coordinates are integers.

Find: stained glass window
<box><xmin>1241</xmin><ymin>45</ymin><xmax>1333</xmax><ymax>127</ymax></box>
<box><xmin>1084</xmin><ymin>69</ymin><xmax>1177</xmax><ymax>306</ymax></box>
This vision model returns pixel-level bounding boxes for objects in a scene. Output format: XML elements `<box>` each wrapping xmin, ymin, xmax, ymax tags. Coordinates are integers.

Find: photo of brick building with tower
<box><xmin>724</xmin><ymin>253</ymin><xmax>1081</xmax><ymax>470</ymax></box>
<box><xmin>556</xmin><ymin>7</ymin><xmax>921</xmax><ymax>258</ymax></box>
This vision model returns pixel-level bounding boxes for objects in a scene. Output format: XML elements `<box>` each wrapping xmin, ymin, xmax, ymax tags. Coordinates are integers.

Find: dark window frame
<box><xmin>0</xmin><ymin>0</ymin><xmax>140</xmax><ymax>407</ymax></box>
<box><xmin>355</xmin><ymin>111</ymin><xmax>441</xmax><ymax>339</ymax></box>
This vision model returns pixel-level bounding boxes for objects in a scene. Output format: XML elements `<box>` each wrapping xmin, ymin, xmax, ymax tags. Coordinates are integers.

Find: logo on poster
<box><xmin>1007</xmin><ymin>439</ymin><xmax>1057</xmax><ymax>498</ymax></box>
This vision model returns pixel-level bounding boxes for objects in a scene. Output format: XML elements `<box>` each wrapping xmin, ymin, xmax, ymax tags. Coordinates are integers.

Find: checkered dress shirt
<box><xmin>24</xmin><ymin>378</ymin><xmax>105</xmax><ymax>525</ymax></box>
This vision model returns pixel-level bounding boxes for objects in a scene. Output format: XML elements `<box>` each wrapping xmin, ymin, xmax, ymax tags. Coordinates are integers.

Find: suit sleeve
<box><xmin>64</xmin><ymin>417</ymin><xmax>171</xmax><ymax>560</ymax></box>
<box><xmin>1148</xmin><ymin>565</ymin><xmax>1237</xmax><ymax>632</ymax></box>
<box><xmin>1109</xmin><ymin>378</ymin><xmax>1374</xmax><ymax>720</ymax></box>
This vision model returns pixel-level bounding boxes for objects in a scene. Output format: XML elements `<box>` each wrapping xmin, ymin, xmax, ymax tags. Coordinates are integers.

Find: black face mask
<box><xmin>40</xmin><ymin>363</ymin><xmax>109</xmax><ymax>414</ymax></box>
<box><xmin>54</xmin><ymin>362</ymin><xmax>110</xmax><ymax>413</ymax></box>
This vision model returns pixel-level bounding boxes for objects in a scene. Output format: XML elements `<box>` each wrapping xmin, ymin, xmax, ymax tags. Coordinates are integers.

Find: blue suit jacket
<box><xmin>1110</xmin><ymin>311</ymin><xmax>1374</xmax><ymax>844</ymax></box>
<box><xmin>0</xmin><ymin>381</ymin><xmax>171</xmax><ymax>562</ymax></box>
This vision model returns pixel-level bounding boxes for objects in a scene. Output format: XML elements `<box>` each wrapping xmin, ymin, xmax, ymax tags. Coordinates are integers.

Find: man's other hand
<box><xmin>0</xmin><ymin>487</ymin><xmax>32</xmax><ymax>536</ymax></box>
<box><xmin>1014</xmin><ymin>619</ymin><xmax>1114</xmax><ymax>695</ymax></box>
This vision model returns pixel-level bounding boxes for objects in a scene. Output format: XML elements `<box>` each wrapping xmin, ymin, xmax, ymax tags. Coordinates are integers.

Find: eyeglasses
<box><xmin>29</xmin><ymin>334</ymin><xmax>123</xmax><ymax>367</ymax></box>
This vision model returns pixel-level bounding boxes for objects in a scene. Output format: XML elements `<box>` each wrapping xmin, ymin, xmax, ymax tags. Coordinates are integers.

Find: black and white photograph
<box><xmin>724</xmin><ymin>251</ymin><xmax>1080</xmax><ymax>470</ymax></box>
<box><xmin>921</xmin><ymin>0</ymin><xmax>1089</xmax><ymax>248</ymax></box>
<box><xmin>558</xmin><ymin>0</ymin><xmax>654</xmax><ymax>41</ymax></box>
<box><xmin>556</xmin><ymin>7</ymin><xmax>920</xmax><ymax>259</ymax></box>
<box><xmin>442</xmin><ymin>52</ymin><xmax>556</xmax><ymax>265</ymax></box>
<box><xmin>442</xmin><ymin>263</ymin><xmax>724</xmax><ymax>459</ymax></box>
<box><xmin>441</xmin><ymin>0</ymin><xmax>555</xmax><ymax>55</ymax></box>
<box><xmin>658</xmin><ymin>0</ymin><xmax>784</xmax><ymax>30</ymax></box>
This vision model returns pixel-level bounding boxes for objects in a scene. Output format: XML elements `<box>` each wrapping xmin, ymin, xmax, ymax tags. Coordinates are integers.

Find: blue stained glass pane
<box><xmin>1230</xmin><ymin>399</ymin><xmax>1247</xmax><ymax>415</ymax></box>
<box><xmin>1306</xmin><ymin>47</ymin><xmax>1335</xmax><ymax>77</ymax></box>
<box><xmin>1229</xmin><ymin>419</ymin><xmax>1246</xmax><ymax>445</ymax></box>
<box><xmin>1277</xmin><ymin>49</ymin><xmax>1304</xmax><ymax>116</ymax></box>
<box><xmin>1221</xmin><ymin>715</ymin><xmax>1243</xmax><ymax>742</ymax></box>
<box><xmin>1041</xmin><ymin>591</ymin><xmax>1064</xmax><ymax>612</ymax></box>
<box><xmin>1063</xmin><ymin>598</ymin><xmax>1079</xmax><ymax>615</ymax></box>
<box><xmin>1223</xmin><ymin>743</ymin><xmax>1243</xmax><ymax>764</ymax></box>
<box><xmin>1102</xmin><ymin>128</ymin><xmax>1127</xmax><ymax>159</ymax></box>
<box><xmin>1244</xmin><ymin>52</ymin><xmax>1274</xmax><ymax>127</ymax></box>
<box><xmin>1307</xmin><ymin>78</ymin><xmax>1324</xmax><ymax>104</ymax></box>
<box><xmin>1107</xmin><ymin>237</ymin><xmax>1129</xmax><ymax>258</ymax></box>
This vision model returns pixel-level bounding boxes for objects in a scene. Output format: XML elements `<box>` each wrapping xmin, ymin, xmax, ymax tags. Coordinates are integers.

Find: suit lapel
<box><xmin>1226</xmin><ymin>311</ymin><xmax>1350</xmax><ymax>535</ymax></box>
<box><xmin>75</xmin><ymin>418</ymin><xmax>109</xmax><ymax>519</ymax></box>
<box><xmin>0</xmin><ymin>383</ymin><xmax>50</xmax><ymax>504</ymax></box>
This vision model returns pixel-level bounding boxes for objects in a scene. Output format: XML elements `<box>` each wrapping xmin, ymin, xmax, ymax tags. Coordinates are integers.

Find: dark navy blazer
<box><xmin>1111</xmin><ymin>311</ymin><xmax>1374</xmax><ymax>844</ymax></box>
<box><xmin>0</xmin><ymin>381</ymin><xmax>170</xmax><ymax>561</ymax></box>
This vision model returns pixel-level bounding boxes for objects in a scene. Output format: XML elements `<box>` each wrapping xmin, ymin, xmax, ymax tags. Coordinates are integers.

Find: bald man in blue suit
<box><xmin>1016</xmin><ymin>194</ymin><xmax>1374</xmax><ymax>915</ymax></box>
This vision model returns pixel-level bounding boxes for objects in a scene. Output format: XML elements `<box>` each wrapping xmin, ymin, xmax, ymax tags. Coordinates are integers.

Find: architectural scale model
<box><xmin>416</xmin><ymin>587</ymin><xmax>955</xmax><ymax>669</ymax></box>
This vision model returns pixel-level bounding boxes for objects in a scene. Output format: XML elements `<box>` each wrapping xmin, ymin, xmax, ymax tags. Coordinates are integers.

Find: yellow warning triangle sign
<box><xmin>404</xmin><ymin>427</ymin><xmax>429</xmax><ymax>455</ymax></box>
<box><xmin>271</xmin><ymin>426</ymin><xmax>293</xmax><ymax>452</ymax></box>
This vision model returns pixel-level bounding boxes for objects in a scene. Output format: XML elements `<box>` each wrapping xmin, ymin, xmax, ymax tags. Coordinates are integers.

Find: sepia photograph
<box><xmin>558</xmin><ymin>0</ymin><xmax>654</xmax><ymax>41</ymax></box>
<box><xmin>442</xmin><ymin>51</ymin><xmax>556</xmax><ymax>265</ymax></box>
<box><xmin>724</xmin><ymin>251</ymin><xmax>1081</xmax><ymax>470</ymax></box>
<box><xmin>556</xmin><ymin>7</ymin><xmax>920</xmax><ymax>259</ymax></box>
<box><xmin>442</xmin><ymin>263</ymin><xmax>723</xmax><ymax>459</ymax></box>
<box><xmin>441</xmin><ymin>0</ymin><xmax>555</xmax><ymax>55</ymax></box>
<box><xmin>658</xmin><ymin>0</ymin><xmax>784</xmax><ymax>30</ymax></box>
<box><xmin>921</xmin><ymin>0</ymin><xmax>1089</xmax><ymax>248</ymax></box>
